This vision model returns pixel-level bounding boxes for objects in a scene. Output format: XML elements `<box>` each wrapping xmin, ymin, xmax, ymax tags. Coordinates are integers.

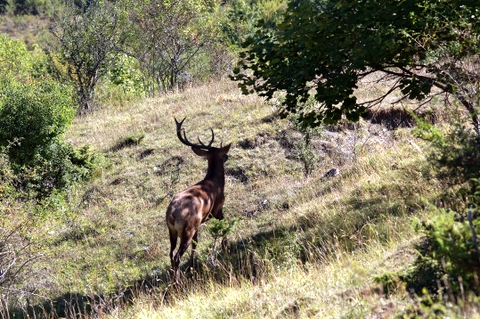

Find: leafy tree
<box><xmin>0</xmin><ymin>80</ymin><xmax>102</xmax><ymax>198</ymax></box>
<box><xmin>232</xmin><ymin>0</ymin><xmax>480</xmax><ymax>132</ymax></box>
<box><xmin>220</xmin><ymin>0</ymin><xmax>287</xmax><ymax>51</ymax></box>
<box><xmin>0</xmin><ymin>81</ymin><xmax>75</xmax><ymax>163</ymax></box>
<box><xmin>50</xmin><ymin>0</ymin><xmax>128</xmax><ymax>112</ymax></box>
<box><xmin>0</xmin><ymin>35</ymin><xmax>74</xmax><ymax>165</ymax></box>
<box><xmin>121</xmin><ymin>0</ymin><xmax>223</xmax><ymax>95</ymax></box>
<box><xmin>0</xmin><ymin>33</ymin><xmax>101</xmax><ymax>196</ymax></box>
<box><xmin>0</xmin><ymin>81</ymin><xmax>77</xmax><ymax>195</ymax></box>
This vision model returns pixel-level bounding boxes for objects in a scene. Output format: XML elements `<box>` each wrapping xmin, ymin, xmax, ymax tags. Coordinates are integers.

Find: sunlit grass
<box><xmin>108</xmin><ymin>239</ymin><xmax>417</xmax><ymax>319</ymax></box>
<box><xmin>17</xmin><ymin>78</ymin><xmax>466</xmax><ymax>318</ymax></box>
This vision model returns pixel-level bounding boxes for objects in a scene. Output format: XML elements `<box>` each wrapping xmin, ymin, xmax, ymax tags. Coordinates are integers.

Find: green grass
<box><xmin>5</xmin><ymin>79</ymin><xmax>477</xmax><ymax>318</ymax></box>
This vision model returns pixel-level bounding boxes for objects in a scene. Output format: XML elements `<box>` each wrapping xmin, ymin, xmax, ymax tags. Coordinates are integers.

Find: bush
<box><xmin>376</xmin><ymin>121</ymin><xmax>480</xmax><ymax>308</ymax></box>
<box><xmin>408</xmin><ymin>177</ymin><xmax>480</xmax><ymax>296</ymax></box>
<box><xmin>24</xmin><ymin>142</ymin><xmax>103</xmax><ymax>198</ymax></box>
<box><xmin>404</xmin><ymin>206</ymin><xmax>480</xmax><ymax>294</ymax></box>
<box><xmin>414</xmin><ymin>117</ymin><xmax>480</xmax><ymax>210</ymax></box>
<box><xmin>0</xmin><ymin>80</ymin><xmax>75</xmax><ymax>164</ymax></box>
<box><xmin>0</xmin><ymin>80</ymin><xmax>102</xmax><ymax>198</ymax></box>
<box><xmin>0</xmin><ymin>33</ymin><xmax>33</xmax><ymax>81</ymax></box>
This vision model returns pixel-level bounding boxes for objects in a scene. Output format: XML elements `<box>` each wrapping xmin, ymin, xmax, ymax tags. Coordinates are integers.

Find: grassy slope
<box><xmin>33</xmin><ymin>78</ymin><xmax>461</xmax><ymax>318</ymax></box>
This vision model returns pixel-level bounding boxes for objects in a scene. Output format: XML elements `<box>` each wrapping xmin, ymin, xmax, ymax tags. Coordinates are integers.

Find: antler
<box><xmin>175</xmin><ymin>117</ymin><xmax>215</xmax><ymax>149</ymax></box>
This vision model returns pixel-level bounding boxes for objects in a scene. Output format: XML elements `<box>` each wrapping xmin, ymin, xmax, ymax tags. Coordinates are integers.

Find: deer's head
<box><xmin>175</xmin><ymin>117</ymin><xmax>231</xmax><ymax>181</ymax></box>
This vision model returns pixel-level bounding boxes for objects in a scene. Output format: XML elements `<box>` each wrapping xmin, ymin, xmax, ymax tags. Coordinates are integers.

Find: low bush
<box><xmin>376</xmin><ymin>121</ymin><xmax>480</xmax><ymax>315</ymax></box>
<box><xmin>0</xmin><ymin>81</ymin><xmax>103</xmax><ymax>198</ymax></box>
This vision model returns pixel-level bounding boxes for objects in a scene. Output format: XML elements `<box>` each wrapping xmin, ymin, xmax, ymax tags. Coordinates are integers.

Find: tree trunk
<box><xmin>457</xmin><ymin>94</ymin><xmax>480</xmax><ymax>136</ymax></box>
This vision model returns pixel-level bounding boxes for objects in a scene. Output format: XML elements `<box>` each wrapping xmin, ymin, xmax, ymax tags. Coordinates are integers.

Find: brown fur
<box><xmin>165</xmin><ymin>118</ymin><xmax>231</xmax><ymax>283</ymax></box>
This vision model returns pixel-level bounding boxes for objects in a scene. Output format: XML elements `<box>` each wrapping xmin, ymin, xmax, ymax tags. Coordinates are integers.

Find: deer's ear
<box><xmin>192</xmin><ymin>147</ymin><xmax>208</xmax><ymax>157</ymax></box>
<box><xmin>220</xmin><ymin>143</ymin><xmax>231</xmax><ymax>155</ymax></box>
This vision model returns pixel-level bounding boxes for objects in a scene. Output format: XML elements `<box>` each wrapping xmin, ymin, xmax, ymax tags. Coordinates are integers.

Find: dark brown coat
<box><xmin>166</xmin><ymin>118</ymin><xmax>231</xmax><ymax>282</ymax></box>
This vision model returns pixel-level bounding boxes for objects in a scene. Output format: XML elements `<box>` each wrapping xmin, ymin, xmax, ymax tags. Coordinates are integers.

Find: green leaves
<box><xmin>0</xmin><ymin>81</ymin><xmax>75</xmax><ymax>164</ymax></box>
<box><xmin>234</xmin><ymin>0</ymin><xmax>480</xmax><ymax>128</ymax></box>
<box><xmin>207</xmin><ymin>217</ymin><xmax>239</xmax><ymax>239</ymax></box>
<box><xmin>51</xmin><ymin>0</ymin><xmax>127</xmax><ymax>111</ymax></box>
<box><xmin>0</xmin><ymin>79</ymin><xmax>98</xmax><ymax>198</ymax></box>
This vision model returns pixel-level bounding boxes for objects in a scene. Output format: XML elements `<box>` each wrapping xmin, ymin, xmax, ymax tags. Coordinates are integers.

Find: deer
<box><xmin>166</xmin><ymin>117</ymin><xmax>231</xmax><ymax>283</ymax></box>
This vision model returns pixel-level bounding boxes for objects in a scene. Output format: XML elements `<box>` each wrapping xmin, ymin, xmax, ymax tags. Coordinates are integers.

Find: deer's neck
<box><xmin>204</xmin><ymin>158</ymin><xmax>225</xmax><ymax>188</ymax></box>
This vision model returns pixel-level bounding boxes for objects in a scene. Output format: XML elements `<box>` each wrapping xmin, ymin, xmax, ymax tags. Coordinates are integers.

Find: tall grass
<box><xmin>4</xmin><ymin>78</ymin><xmax>472</xmax><ymax>318</ymax></box>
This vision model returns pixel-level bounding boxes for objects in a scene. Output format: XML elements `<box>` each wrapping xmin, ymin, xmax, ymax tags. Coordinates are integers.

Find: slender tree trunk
<box><xmin>457</xmin><ymin>94</ymin><xmax>480</xmax><ymax>136</ymax></box>
<box><xmin>78</xmin><ymin>88</ymin><xmax>95</xmax><ymax>114</ymax></box>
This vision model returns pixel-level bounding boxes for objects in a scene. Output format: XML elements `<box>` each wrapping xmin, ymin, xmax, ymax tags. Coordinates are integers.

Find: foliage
<box><xmin>207</xmin><ymin>216</ymin><xmax>239</xmax><ymax>240</ymax></box>
<box><xmin>0</xmin><ymin>33</ymin><xmax>33</xmax><ymax>81</ymax></box>
<box><xmin>399</xmin><ymin>290</ymin><xmax>480</xmax><ymax>319</ymax></box>
<box><xmin>375</xmin><ymin>116</ymin><xmax>480</xmax><ymax>305</ymax></box>
<box><xmin>414</xmin><ymin>117</ymin><xmax>480</xmax><ymax>208</ymax></box>
<box><xmin>0</xmin><ymin>146</ymin><xmax>43</xmax><ymax>316</ymax></box>
<box><xmin>0</xmin><ymin>81</ymin><xmax>75</xmax><ymax>163</ymax></box>
<box><xmin>417</xmin><ymin>208</ymin><xmax>480</xmax><ymax>292</ymax></box>
<box><xmin>0</xmin><ymin>80</ymin><xmax>103</xmax><ymax>198</ymax></box>
<box><xmin>0</xmin><ymin>33</ymin><xmax>103</xmax><ymax>198</ymax></box>
<box><xmin>434</xmin><ymin>131</ymin><xmax>480</xmax><ymax>197</ymax></box>
<box><xmin>120</xmin><ymin>0</ymin><xmax>225</xmax><ymax>95</ymax></box>
<box><xmin>206</xmin><ymin>216</ymin><xmax>240</xmax><ymax>268</ymax></box>
<box><xmin>0</xmin><ymin>0</ymin><xmax>65</xmax><ymax>15</ymax></box>
<box><xmin>290</xmin><ymin>136</ymin><xmax>317</xmax><ymax>176</ymax></box>
<box><xmin>376</xmin><ymin>203</ymin><xmax>480</xmax><ymax>305</ymax></box>
<box><xmin>50</xmin><ymin>0</ymin><xmax>128</xmax><ymax>112</ymax></box>
<box><xmin>108</xmin><ymin>53</ymin><xmax>144</xmax><ymax>96</ymax></box>
<box><xmin>0</xmin><ymin>32</ymin><xmax>61</xmax><ymax>85</ymax></box>
<box><xmin>376</xmin><ymin>127</ymin><xmax>480</xmax><ymax>310</ymax></box>
<box><xmin>288</xmin><ymin>111</ymin><xmax>323</xmax><ymax>176</ymax></box>
<box><xmin>220</xmin><ymin>0</ymin><xmax>287</xmax><ymax>51</ymax></box>
<box><xmin>233</xmin><ymin>0</ymin><xmax>480</xmax><ymax>130</ymax></box>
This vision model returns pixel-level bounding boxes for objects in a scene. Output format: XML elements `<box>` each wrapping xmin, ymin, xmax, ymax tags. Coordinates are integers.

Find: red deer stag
<box><xmin>166</xmin><ymin>117</ymin><xmax>231</xmax><ymax>282</ymax></box>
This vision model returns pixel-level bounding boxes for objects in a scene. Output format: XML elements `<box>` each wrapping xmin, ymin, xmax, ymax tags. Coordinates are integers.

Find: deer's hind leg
<box><xmin>168</xmin><ymin>228</ymin><xmax>179</xmax><ymax>279</ymax></box>
<box><xmin>189</xmin><ymin>230</ymin><xmax>198</xmax><ymax>270</ymax></box>
<box><xmin>171</xmin><ymin>227</ymin><xmax>196</xmax><ymax>279</ymax></box>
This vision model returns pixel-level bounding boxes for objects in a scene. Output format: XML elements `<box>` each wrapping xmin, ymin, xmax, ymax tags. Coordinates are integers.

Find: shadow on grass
<box><xmin>8</xmin><ymin>269</ymin><xmax>173</xmax><ymax>319</ymax></box>
<box><xmin>109</xmin><ymin>133</ymin><xmax>145</xmax><ymax>152</ymax></box>
<box><xmin>9</xmin><ymin>176</ymin><xmax>418</xmax><ymax>318</ymax></box>
<box><xmin>7</xmin><ymin>226</ymin><xmax>302</xmax><ymax>318</ymax></box>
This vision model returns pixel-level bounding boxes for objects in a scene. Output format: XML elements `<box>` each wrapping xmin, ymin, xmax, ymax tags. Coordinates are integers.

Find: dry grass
<box><xmin>0</xmin><ymin>15</ymin><xmax>53</xmax><ymax>48</ymax></box>
<box><xmin>11</xmin><ymin>78</ymin><xmax>468</xmax><ymax>318</ymax></box>
<box><xmin>105</xmin><ymin>241</ymin><xmax>417</xmax><ymax>319</ymax></box>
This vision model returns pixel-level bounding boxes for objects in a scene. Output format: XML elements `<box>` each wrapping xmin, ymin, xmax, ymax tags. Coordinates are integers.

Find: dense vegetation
<box><xmin>0</xmin><ymin>0</ymin><xmax>479</xmax><ymax>318</ymax></box>
<box><xmin>234</xmin><ymin>0</ymin><xmax>480</xmax><ymax>130</ymax></box>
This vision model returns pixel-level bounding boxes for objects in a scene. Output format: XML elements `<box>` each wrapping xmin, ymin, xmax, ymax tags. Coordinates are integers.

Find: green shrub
<box><xmin>24</xmin><ymin>141</ymin><xmax>103</xmax><ymax>198</ymax></box>
<box><xmin>288</xmin><ymin>111</ymin><xmax>323</xmax><ymax>176</ymax></box>
<box><xmin>220</xmin><ymin>0</ymin><xmax>287</xmax><ymax>51</ymax></box>
<box><xmin>389</xmin><ymin>178</ymin><xmax>480</xmax><ymax>301</ymax></box>
<box><xmin>414</xmin><ymin>118</ymin><xmax>480</xmax><ymax>209</ymax></box>
<box><xmin>0</xmin><ymin>33</ymin><xmax>33</xmax><ymax>81</ymax></box>
<box><xmin>0</xmin><ymin>80</ymin><xmax>75</xmax><ymax>164</ymax></box>
<box><xmin>379</xmin><ymin>120</ymin><xmax>480</xmax><ymax>304</ymax></box>
<box><xmin>0</xmin><ymin>146</ymin><xmax>42</xmax><ymax>316</ymax></box>
<box><xmin>108</xmin><ymin>53</ymin><xmax>144</xmax><ymax>96</ymax></box>
<box><xmin>0</xmin><ymin>80</ymin><xmax>102</xmax><ymax>198</ymax></box>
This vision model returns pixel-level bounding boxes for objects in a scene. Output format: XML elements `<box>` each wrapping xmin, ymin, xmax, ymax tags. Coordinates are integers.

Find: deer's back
<box><xmin>165</xmin><ymin>184</ymin><xmax>217</xmax><ymax>232</ymax></box>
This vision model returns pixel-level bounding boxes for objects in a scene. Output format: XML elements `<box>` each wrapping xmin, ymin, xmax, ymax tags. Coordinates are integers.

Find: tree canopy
<box><xmin>50</xmin><ymin>0</ymin><xmax>127</xmax><ymax>112</ymax></box>
<box><xmin>232</xmin><ymin>0</ymin><xmax>480</xmax><ymax>131</ymax></box>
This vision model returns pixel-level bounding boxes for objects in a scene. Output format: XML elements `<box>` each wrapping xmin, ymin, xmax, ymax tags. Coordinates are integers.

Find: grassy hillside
<box><xmin>5</xmin><ymin>78</ymin><xmax>478</xmax><ymax>318</ymax></box>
